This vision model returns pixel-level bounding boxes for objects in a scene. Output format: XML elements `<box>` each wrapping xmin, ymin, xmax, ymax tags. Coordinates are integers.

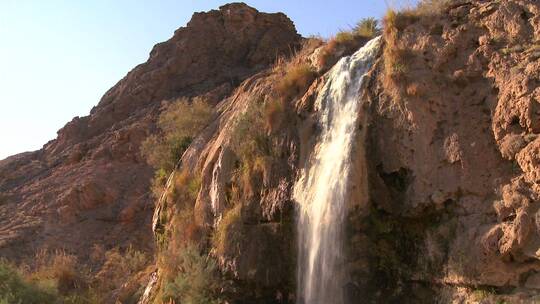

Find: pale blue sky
<box><xmin>0</xmin><ymin>1</ymin><xmax>415</xmax><ymax>160</ymax></box>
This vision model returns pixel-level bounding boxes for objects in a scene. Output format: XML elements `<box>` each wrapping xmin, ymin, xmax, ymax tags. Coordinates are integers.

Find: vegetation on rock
<box><xmin>141</xmin><ymin>97</ymin><xmax>213</xmax><ymax>175</ymax></box>
<box><xmin>317</xmin><ymin>17</ymin><xmax>381</xmax><ymax>68</ymax></box>
<box><xmin>0</xmin><ymin>261</ymin><xmax>56</xmax><ymax>304</ymax></box>
<box><xmin>162</xmin><ymin>245</ymin><xmax>222</xmax><ymax>304</ymax></box>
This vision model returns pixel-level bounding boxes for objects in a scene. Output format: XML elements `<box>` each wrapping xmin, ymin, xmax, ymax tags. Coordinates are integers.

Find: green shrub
<box><xmin>231</xmin><ymin>101</ymin><xmax>272</xmax><ymax>162</ymax></box>
<box><xmin>141</xmin><ymin>134</ymin><xmax>192</xmax><ymax>174</ymax></box>
<box><xmin>141</xmin><ymin>97</ymin><xmax>213</xmax><ymax>173</ymax></box>
<box><xmin>0</xmin><ymin>261</ymin><xmax>56</xmax><ymax>304</ymax></box>
<box><xmin>95</xmin><ymin>246</ymin><xmax>148</xmax><ymax>291</ymax></box>
<box><xmin>158</xmin><ymin>97</ymin><xmax>213</xmax><ymax>138</ymax></box>
<box><xmin>169</xmin><ymin>170</ymin><xmax>201</xmax><ymax>205</ymax></box>
<box><xmin>28</xmin><ymin>250</ymin><xmax>85</xmax><ymax>295</ymax></box>
<box><xmin>230</xmin><ymin>101</ymin><xmax>274</xmax><ymax>197</ymax></box>
<box><xmin>354</xmin><ymin>17</ymin><xmax>381</xmax><ymax>38</ymax></box>
<box><xmin>162</xmin><ymin>245</ymin><xmax>222</xmax><ymax>304</ymax></box>
<box><xmin>212</xmin><ymin>203</ymin><xmax>243</xmax><ymax>257</ymax></box>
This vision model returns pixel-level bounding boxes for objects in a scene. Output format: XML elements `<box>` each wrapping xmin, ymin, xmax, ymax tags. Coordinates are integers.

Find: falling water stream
<box><xmin>294</xmin><ymin>37</ymin><xmax>381</xmax><ymax>304</ymax></box>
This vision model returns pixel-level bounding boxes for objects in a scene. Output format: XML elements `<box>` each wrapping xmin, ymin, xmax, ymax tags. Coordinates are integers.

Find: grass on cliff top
<box><xmin>317</xmin><ymin>17</ymin><xmax>381</xmax><ymax>68</ymax></box>
<box><xmin>379</xmin><ymin>1</ymin><xmax>453</xmax><ymax>127</ymax></box>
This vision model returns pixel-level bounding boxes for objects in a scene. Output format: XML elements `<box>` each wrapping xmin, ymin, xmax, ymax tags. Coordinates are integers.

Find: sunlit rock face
<box><xmin>4</xmin><ymin>1</ymin><xmax>540</xmax><ymax>303</ymax></box>
<box><xmin>0</xmin><ymin>2</ymin><xmax>301</xmax><ymax>271</ymax></box>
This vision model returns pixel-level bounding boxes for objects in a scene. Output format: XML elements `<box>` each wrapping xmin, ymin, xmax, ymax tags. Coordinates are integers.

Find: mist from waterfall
<box><xmin>294</xmin><ymin>36</ymin><xmax>381</xmax><ymax>304</ymax></box>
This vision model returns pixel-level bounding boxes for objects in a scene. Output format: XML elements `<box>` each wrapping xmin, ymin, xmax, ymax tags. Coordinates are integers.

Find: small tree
<box><xmin>355</xmin><ymin>17</ymin><xmax>381</xmax><ymax>38</ymax></box>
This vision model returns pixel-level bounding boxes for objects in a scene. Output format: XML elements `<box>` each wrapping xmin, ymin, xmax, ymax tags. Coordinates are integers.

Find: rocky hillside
<box><xmin>0</xmin><ymin>1</ymin><xmax>300</xmax><ymax>293</ymax></box>
<box><xmin>1</xmin><ymin>1</ymin><xmax>540</xmax><ymax>303</ymax></box>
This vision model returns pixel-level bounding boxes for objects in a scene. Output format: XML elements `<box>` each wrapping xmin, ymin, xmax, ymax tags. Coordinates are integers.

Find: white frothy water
<box><xmin>294</xmin><ymin>37</ymin><xmax>381</xmax><ymax>304</ymax></box>
<box><xmin>210</xmin><ymin>150</ymin><xmax>223</xmax><ymax>218</ymax></box>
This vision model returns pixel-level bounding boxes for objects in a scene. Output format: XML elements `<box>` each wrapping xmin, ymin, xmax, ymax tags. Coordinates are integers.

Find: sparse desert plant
<box><xmin>95</xmin><ymin>246</ymin><xmax>148</xmax><ymax>292</ymax></box>
<box><xmin>275</xmin><ymin>62</ymin><xmax>317</xmax><ymax>103</ymax></box>
<box><xmin>212</xmin><ymin>203</ymin><xmax>243</xmax><ymax>257</ymax></box>
<box><xmin>317</xmin><ymin>20</ymin><xmax>377</xmax><ymax>69</ymax></box>
<box><xmin>263</xmin><ymin>98</ymin><xmax>286</xmax><ymax>133</ymax></box>
<box><xmin>169</xmin><ymin>169</ymin><xmax>201</xmax><ymax>205</ymax></box>
<box><xmin>28</xmin><ymin>250</ymin><xmax>84</xmax><ymax>294</ymax></box>
<box><xmin>141</xmin><ymin>97</ymin><xmax>213</xmax><ymax>173</ymax></box>
<box><xmin>156</xmin><ymin>169</ymin><xmax>204</xmax><ymax>284</ymax></box>
<box><xmin>334</xmin><ymin>30</ymin><xmax>356</xmax><ymax>45</ymax></box>
<box><xmin>0</xmin><ymin>260</ymin><xmax>56</xmax><ymax>304</ymax></box>
<box><xmin>162</xmin><ymin>245</ymin><xmax>222</xmax><ymax>304</ymax></box>
<box><xmin>157</xmin><ymin>97</ymin><xmax>214</xmax><ymax>139</ymax></box>
<box><xmin>384</xmin><ymin>8</ymin><xmax>419</xmax><ymax>32</ymax></box>
<box><xmin>415</xmin><ymin>0</ymin><xmax>451</xmax><ymax>16</ymax></box>
<box><xmin>382</xmin><ymin>8</ymin><xmax>414</xmax><ymax>96</ymax></box>
<box><xmin>230</xmin><ymin>101</ymin><xmax>274</xmax><ymax>197</ymax></box>
<box><xmin>141</xmin><ymin>133</ymin><xmax>192</xmax><ymax>174</ymax></box>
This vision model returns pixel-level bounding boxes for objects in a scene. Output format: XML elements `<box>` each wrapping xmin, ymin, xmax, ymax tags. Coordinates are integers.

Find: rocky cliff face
<box><xmin>2</xmin><ymin>1</ymin><xmax>540</xmax><ymax>303</ymax></box>
<box><xmin>358</xmin><ymin>1</ymin><xmax>540</xmax><ymax>302</ymax></box>
<box><xmin>0</xmin><ymin>2</ymin><xmax>300</xmax><ymax>267</ymax></box>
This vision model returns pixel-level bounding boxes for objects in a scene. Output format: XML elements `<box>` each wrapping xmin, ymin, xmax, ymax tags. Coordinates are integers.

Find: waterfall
<box><xmin>294</xmin><ymin>36</ymin><xmax>381</xmax><ymax>304</ymax></box>
<box><xmin>210</xmin><ymin>150</ymin><xmax>224</xmax><ymax>219</ymax></box>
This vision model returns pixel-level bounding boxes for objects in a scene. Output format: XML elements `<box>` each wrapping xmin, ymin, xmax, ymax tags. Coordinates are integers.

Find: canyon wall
<box><xmin>1</xmin><ymin>1</ymin><xmax>540</xmax><ymax>303</ymax></box>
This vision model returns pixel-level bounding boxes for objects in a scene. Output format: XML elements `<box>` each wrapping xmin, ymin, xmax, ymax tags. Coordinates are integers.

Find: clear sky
<box><xmin>0</xmin><ymin>0</ymin><xmax>415</xmax><ymax>160</ymax></box>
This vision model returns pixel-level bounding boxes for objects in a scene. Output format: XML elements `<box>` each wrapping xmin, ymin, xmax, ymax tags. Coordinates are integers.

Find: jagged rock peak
<box><xmin>51</xmin><ymin>2</ymin><xmax>301</xmax><ymax>154</ymax></box>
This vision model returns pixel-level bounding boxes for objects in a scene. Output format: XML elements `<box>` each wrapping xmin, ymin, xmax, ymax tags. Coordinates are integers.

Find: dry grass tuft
<box><xmin>318</xmin><ymin>17</ymin><xmax>381</xmax><ymax>68</ymax></box>
<box><xmin>212</xmin><ymin>203</ymin><xmax>243</xmax><ymax>257</ymax></box>
<box><xmin>275</xmin><ymin>62</ymin><xmax>317</xmax><ymax>103</ymax></box>
<box><xmin>29</xmin><ymin>250</ymin><xmax>83</xmax><ymax>294</ymax></box>
<box><xmin>383</xmin><ymin>9</ymin><xmax>412</xmax><ymax>85</ymax></box>
<box><xmin>415</xmin><ymin>0</ymin><xmax>451</xmax><ymax>16</ymax></box>
<box><xmin>405</xmin><ymin>82</ymin><xmax>422</xmax><ymax>97</ymax></box>
<box><xmin>95</xmin><ymin>246</ymin><xmax>148</xmax><ymax>292</ymax></box>
<box><xmin>263</xmin><ymin>98</ymin><xmax>286</xmax><ymax>133</ymax></box>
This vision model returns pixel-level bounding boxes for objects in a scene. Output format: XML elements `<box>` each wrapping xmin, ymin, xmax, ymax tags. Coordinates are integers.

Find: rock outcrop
<box><xmin>355</xmin><ymin>1</ymin><xmax>540</xmax><ymax>302</ymax></box>
<box><xmin>0</xmin><ymin>2</ymin><xmax>301</xmax><ymax>268</ymax></box>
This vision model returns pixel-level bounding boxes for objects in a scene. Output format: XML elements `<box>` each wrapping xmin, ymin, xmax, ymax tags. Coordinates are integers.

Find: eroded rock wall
<box><xmin>0</xmin><ymin>3</ymin><xmax>301</xmax><ymax>272</ymax></box>
<box><xmin>356</xmin><ymin>0</ymin><xmax>540</xmax><ymax>302</ymax></box>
